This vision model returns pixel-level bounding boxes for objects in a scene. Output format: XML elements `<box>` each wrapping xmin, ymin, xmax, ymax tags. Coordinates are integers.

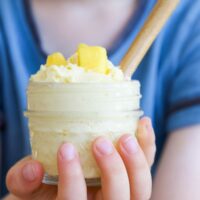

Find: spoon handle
<box><xmin>120</xmin><ymin>0</ymin><xmax>180</xmax><ymax>77</ymax></box>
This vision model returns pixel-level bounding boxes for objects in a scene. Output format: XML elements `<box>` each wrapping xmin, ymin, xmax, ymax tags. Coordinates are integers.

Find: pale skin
<box><xmin>151</xmin><ymin>125</ymin><xmax>200</xmax><ymax>200</ymax></box>
<box><xmin>4</xmin><ymin>0</ymin><xmax>200</xmax><ymax>199</ymax></box>
<box><xmin>29</xmin><ymin>0</ymin><xmax>138</xmax><ymax>57</ymax></box>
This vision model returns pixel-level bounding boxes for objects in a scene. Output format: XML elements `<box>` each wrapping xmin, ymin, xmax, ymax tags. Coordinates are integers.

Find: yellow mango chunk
<box><xmin>46</xmin><ymin>52</ymin><xmax>67</xmax><ymax>67</ymax></box>
<box><xmin>78</xmin><ymin>44</ymin><xmax>109</xmax><ymax>74</ymax></box>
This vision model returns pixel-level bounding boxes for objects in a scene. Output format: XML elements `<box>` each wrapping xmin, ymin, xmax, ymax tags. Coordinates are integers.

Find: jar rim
<box><xmin>29</xmin><ymin>80</ymin><xmax>139</xmax><ymax>84</ymax></box>
<box><xmin>24</xmin><ymin>110</ymin><xmax>144</xmax><ymax>120</ymax></box>
<box><xmin>28</xmin><ymin>80</ymin><xmax>140</xmax><ymax>87</ymax></box>
<box><xmin>27</xmin><ymin>80</ymin><xmax>140</xmax><ymax>94</ymax></box>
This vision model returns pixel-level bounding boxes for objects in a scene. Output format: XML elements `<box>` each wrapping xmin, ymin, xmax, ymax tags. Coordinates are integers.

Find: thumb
<box><xmin>6</xmin><ymin>156</ymin><xmax>44</xmax><ymax>198</ymax></box>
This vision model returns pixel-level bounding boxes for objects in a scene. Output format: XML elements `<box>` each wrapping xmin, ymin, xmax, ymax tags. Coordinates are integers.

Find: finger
<box><xmin>57</xmin><ymin>143</ymin><xmax>87</xmax><ymax>200</ymax></box>
<box><xmin>6</xmin><ymin>156</ymin><xmax>44</xmax><ymax>198</ymax></box>
<box><xmin>137</xmin><ymin>117</ymin><xmax>156</xmax><ymax>167</ymax></box>
<box><xmin>92</xmin><ymin>137</ymin><xmax>130</xmax><ymax>200</ymax></box>
<box><xmin>118</xmin><ymin>135</ymin><xmax>152</xmax><ymax>200</ymax></box>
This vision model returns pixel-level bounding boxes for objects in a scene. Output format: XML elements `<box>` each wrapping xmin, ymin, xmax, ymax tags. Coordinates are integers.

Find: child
<box><xmin>1</xmin><ymin>0</ymin><xmax>200</xmax><ymax>199</ymax></box>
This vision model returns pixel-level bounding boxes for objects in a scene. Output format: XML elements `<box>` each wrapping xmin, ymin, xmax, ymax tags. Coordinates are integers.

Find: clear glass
<box><xmin>25</xmin><ymin>81</ymin><xmax>143</xmax><ymax>186</ymax></box>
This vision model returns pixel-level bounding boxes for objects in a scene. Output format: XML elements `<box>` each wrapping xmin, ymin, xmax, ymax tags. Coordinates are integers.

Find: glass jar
<box><xmin>25</xmin><ymin>81</ymin><xmax>143</xmax><ymax>186</ymax></box>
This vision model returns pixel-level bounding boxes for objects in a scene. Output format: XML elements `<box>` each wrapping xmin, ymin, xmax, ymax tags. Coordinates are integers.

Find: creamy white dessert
<box><xmin>30</xmin><ymin>61</ymin><xmax>125</xmax><ymax>83</ymax></box>
<box><xmin>26</xmin><ymin>44</ymin><xmax>142</xmax><ymax>185</ymax></box>
<box><xmin>27</xmin><ymin>82</ymin><xmax>142</xmax><ymax>179</ymax></box>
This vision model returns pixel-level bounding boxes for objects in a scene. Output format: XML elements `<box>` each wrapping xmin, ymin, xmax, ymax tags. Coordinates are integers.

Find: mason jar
<box><xmin>25</xmin><ymin>80</ymin><xmax>143</xmax><ymax>186</ymax></box>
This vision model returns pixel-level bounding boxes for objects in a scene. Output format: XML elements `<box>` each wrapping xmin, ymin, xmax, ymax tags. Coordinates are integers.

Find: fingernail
<box><xmin>146</xmin><ymin>118</ymin><xmax>152</xmax><ymax>133</ymax></box>
<box><xmin>137</xmin><ymin>125</ymin><xmax>147</xmax><ymax>138</ymax></box>
<box><xmin>122</xmin><ymin>136</ymin><xmax>138</xmax><ymax>154</ymax></box>
<box><xmin>59</xmin><ymin>143</ymin><xmax>76</xmax><ymax>161</ymax></box>
<box><xmin>95</xmin><ymin>138</ymin><xmax>114</xmax><ymax>156</ymax></box>
<box><xmin>22</xmin><ymin>163</ymin><xmax>37</xmax><ymax>182</ymax></box>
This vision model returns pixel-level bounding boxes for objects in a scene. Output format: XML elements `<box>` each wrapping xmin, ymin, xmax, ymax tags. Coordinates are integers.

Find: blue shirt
<box><xmin>1</xmin><ymin>0</ymin><xmax>200</xmax><ymax>197</ymax></box>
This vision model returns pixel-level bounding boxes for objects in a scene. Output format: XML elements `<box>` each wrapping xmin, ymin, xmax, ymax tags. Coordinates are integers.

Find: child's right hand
<box><xmin>6</xmin><ymin>117</ymin><xmax>155</xmax><ymax>200</ymax></box>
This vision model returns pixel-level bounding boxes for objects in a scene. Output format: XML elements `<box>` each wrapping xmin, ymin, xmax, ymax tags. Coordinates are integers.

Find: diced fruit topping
<box><xmin>46</xmin><ymin>52</ymin><xmax>67</xmax><ymax>67</ymax></box>
<box><xmin>77</xmin><ymin>44</ymin><xmax>109</xmax><ymax>74</ymax></box>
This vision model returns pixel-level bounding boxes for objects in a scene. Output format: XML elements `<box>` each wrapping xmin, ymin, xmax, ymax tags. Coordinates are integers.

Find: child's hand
<box><xmin>88</xmin><ymin>117</ymin><xmax>155</xmax><ymax>200</ymax></box>
<box><xmin>6</xmin><ymin>117</ymin><xmax>155</xmax><ymax>200</ymax></box>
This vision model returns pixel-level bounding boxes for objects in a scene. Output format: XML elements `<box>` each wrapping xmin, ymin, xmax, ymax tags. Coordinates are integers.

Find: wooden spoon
<box><xmin>120</xmin><ymin>0</ymin><xmax>180</xmax><ymax>78</ymax></box>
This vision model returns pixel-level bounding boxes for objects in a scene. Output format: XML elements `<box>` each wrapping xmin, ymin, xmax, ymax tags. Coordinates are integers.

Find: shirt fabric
<box><xmin>1</xmin><ymin>0</ymin><xmax>200</xmax><ymax>197</ymax></box>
